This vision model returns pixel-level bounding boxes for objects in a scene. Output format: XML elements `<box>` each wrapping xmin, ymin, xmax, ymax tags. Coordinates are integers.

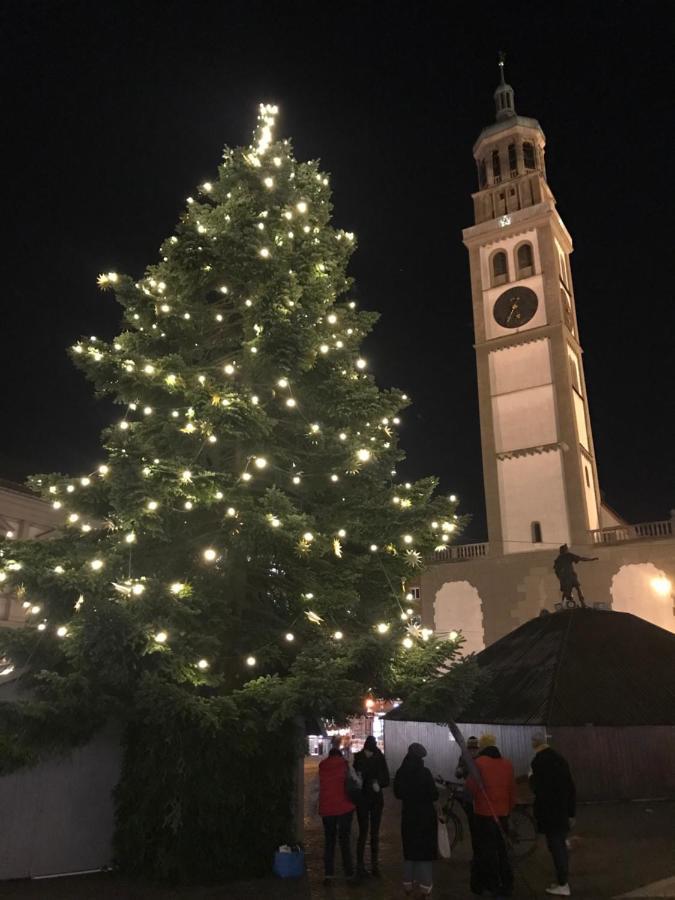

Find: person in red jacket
<box><xmin>319</xmin><ymin>737</ymin><xmax>356</xmax><ymax>883</ymax></box>
<box><xmin>466</xmin><ymin>734</ymin><xmax>517</xmax><ymax>898</ymax></box>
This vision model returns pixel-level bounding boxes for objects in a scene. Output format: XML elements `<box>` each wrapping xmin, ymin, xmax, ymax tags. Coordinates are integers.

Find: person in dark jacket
<box><xmin>353</xmin><ymin>735</ymin><xmax>390</xmax><ymax>877</ymax></box>
<box><xmin>529</xmin><ymin>732</ymin><xmax>576</xmax><ymax>897</ymax></box>
<box><xmin>465</xmin><ymin>735</ymin><xmax>516</xmax><ymax>898</ymax></box>
<box><xmin>393</xmin><ymin>742</ymin><xmax>438</xmax><ymax>897</ymax></box>
<box><xmin>318</xmin><ymin>737</ymin><xmax>356</xmax><ymax>884</ymax></box>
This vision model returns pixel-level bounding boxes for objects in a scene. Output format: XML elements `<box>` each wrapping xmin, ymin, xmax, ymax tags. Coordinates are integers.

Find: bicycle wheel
<box><xmin>445</xmin><ymin>812</ymin><xmax>463</xmax><ymax>850</ymax></box>
<box><xmin>508</xmin><ymin>808</ymin><xmax>537</xmax><ymax>858</ymax></box>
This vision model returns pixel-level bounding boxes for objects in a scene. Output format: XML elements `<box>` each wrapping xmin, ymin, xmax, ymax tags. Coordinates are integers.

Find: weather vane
<box><xmin>498</xmin><ymin>51</ymin><xmax>506</xmax><ymax>85</ymax></box>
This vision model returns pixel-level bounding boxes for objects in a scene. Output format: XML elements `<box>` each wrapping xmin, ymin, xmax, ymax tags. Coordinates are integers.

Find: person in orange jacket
<box><xmin>465</xmin><ymin>734</ymin><xmax>517</xmax><ymax>898</ymax></box>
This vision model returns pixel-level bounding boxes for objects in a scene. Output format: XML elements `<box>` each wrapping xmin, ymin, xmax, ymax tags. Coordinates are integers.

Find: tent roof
<box><xmin>389</xmin><ymin>609</ymin><xmax>675</xmax><ymax>727</ymax></box>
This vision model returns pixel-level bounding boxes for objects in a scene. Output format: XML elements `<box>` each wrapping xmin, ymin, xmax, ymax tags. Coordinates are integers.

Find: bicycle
<box><xmin>436</xmin><ymin>777</ymin><xmax>538</xmax><ymax>859</ymax></box>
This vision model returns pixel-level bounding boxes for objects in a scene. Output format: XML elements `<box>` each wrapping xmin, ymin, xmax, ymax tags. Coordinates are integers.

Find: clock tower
<box><xmin>463</xmin><ymin>61</ymin><xmax>602</xmax><ymax>554</ymax></box>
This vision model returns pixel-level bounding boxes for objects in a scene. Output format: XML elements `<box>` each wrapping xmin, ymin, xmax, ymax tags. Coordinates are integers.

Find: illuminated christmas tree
<box><xmin>0</xmin><ymin>105</ymin><xmax>472</xmax><ymax>880</ymax></box>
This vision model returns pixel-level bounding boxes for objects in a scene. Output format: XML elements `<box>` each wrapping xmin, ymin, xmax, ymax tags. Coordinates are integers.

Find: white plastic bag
<box><xmin>437</xmin><ymin>818</ymin><xmax>451</xmax><ymax>860</ymax></box>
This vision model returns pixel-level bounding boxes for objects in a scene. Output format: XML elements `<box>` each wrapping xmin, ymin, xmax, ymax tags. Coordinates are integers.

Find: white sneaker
<box><xmin>545</xmin><ymin>885</ymin><xmax>571</xmax><ymax>896</ymax></box>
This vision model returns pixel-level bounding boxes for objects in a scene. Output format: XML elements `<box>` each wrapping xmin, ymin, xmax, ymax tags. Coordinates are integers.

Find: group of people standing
<box><xmin>317</xmin><ymin>730</ymin><xmax>577</xmax><ymax>898</ymax></box>
<box><xmin>456</xmin><ymin>731</ymin><xmax>575</xmax><ymax>897</ymax></box>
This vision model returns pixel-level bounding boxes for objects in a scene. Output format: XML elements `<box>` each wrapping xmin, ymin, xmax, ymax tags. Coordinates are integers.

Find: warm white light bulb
<box><xmin>334</xmin><ymin>631</ymin><xmax>343</xmax><ymax>641</ymax></box>
<box><xmin>53</xmin><ymin>565</ymin><xmax>65</xmax><ymax>574</ymax></box>
<box><xmin>259</xmin><ymin>247</ymin><xmax>270</xmax><ymax>258</ymax></box>
<box><xmin>285</xmin><ymin>633</ymin><xmax>294</xmax><ymax>642</ymax></box>
<box><xmin>68</xmin><ymin>513</ymin><xmax>79</xmax><ymax>523</ymax></box>
<box><xmin>296</xmin><ymin>201</ymin><xmax>308</xmax><ymax>213</ymax></box>
<box><xmin>131</xmin><ymin>583</ymin><xmax>145</xmax><ymax>596</ymax></box>
<box><xmin>181</xmin><ymin>469</ymin><xmax>193</xmax><ymax>482</ymax></box>
<box><xmin>377</xmin><ymin>623</ymin><xmax>389</xmax><ymax>634</ymax></box>
<box><xmin>37</xmin><ymin>622</ymin><xmax>47</xmax><ymax>631</ymax></box>
<box><xmin>57</xmin><ymin>626</ymin><xmax>68</xmax><ymax>638</ymax></box>
<box><xmin>356</xmin><ymin>358</ymin><xmax>366</xmax><ymax>370</ymax></box>
<box><xmin>254</xmin><ymin>457</ymin><xmax>267</xmax><ymax>469</ymax></box>
<box><xmin>246</xmin><ymin>655</ymin><xmax>256</xmax><ymax>667</ymax></box>
<box><xmin>339</xmin><ymin>432</ymin><xmax>347</xmax><ymax>441</ymax></box>
<box><xmin>286</xmin><ymin>398</ymin><xmax>296</xmax><ymax>407</ymax></box>
<box><xmin>319</xmin><ymin>344</ymin><xmax>329</xmax><ymax>354</ymax></box>
<box><xmin>197</xmin><ymin>658</ymin><xmax>209</xmax><ymax>670</ymax></box>
<box><xmin>277</xmin><ymin>377</ymin><xmax>289</xmax><ymax>388</ymax></box>
<box><xmin>402</xmin><ymin>637</ymin><xmax>413</xmax><ymax>649</ymax></box>
<box><xmin>338</xmin><ymin>529</ymin><xmax>346</xmax><ymax>538</ymax></box>
<box><xmin>90</xmin><ymin>559</ymin><xmax>104</xmax><ymax>571</ymax></box>
<box><xmin>154</xmin><ymin>631</ymin><xmax>168</xmax><ymax>644</ymax></box>
<box><xmin>403</xmin><ymin>534</ymin><xmax>413</xmax><ymax>545</ymax></box>
<box><xmin>330</xmin><ymin>474</ymin><xmax>339</xmax><ymax>482</ymax></box>
<box><xmin>242</xmin><ymin>472</ymin><xmax>252</xmax><ymax>482</ymax></box>
<box><xmin>303</xmin><ymin>532</ymin><xmax>314</xmax><ymax>542</ymax></box>
<box><xmin>357</xmin><ymin>449</ymin><xmax>371</xmax><ymax>462</ymax></box>
<box><xmin>310</xmin><ymin>423</ymin><xmax>320</xmax><ymax>433</ymax></box>
<box><xmin>203</xmin><ymin>548</ymin><xmax>217</xmax><ymax>562</ymax></box>
<box><xmin>147</xmin><ymin>501</ymin><xmax>159</xmax><ymax>511</ymax></box>
<box><xmin>292</xmin><ymin>476</ymin><xmax>301</xmax><ymax>485</ymax></box>
<box><xmin>125</xmin><ymin>532</ymin><xmax>136</xmax><ymax>544</ymax></box>
<box><xmin>449</xmin><ymin>494</ymin><xmax>457</xmax><ymax>503</ymax></box>
<box><xmin>224</xmin><ymin>363</ymin><xmax>235</xmax><ymax>375</ymax></box>
<box><xmin>264</xmin><ymin>176</ymin><xmax>274</xmax><ymax>188</ymax></box>
<box><xmin>449</xmin><ymin>630</ymin><xmax>458</xmax><ymax>641</ymax></box>
<box><xmin>119</xmin><ymin>421</ymin><xmax>129</xmax><ymax>431</ymax></box>
<box><xmin>327</xmin><ymin>313</ymin><xmax>337</xmax><ymax>324</ymax></box>
<box><xmin>370</xmin><ymin>544</ymin><xmax>378</xmax><ymax>552</ymax></box>
<box><xmin>226</xmin><ymin>506</ymin><xmax>237</xmax><ymax>517</ymax></box>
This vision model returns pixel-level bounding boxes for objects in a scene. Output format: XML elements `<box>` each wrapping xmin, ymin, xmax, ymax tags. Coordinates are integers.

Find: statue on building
<box><xmin>553</xmin><ymin>545</ymin><xmax>598</xmax><ymax>608</ymax></box>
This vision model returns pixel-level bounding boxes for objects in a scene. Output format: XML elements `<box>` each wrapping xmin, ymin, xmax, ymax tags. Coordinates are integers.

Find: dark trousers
<box><xmin>323</xmin><ymin>811</ymin><xmax>354</xmax><ymax>877</ymax></box>
<box><xmin>356</xmin><ymin>795</ymin><xmax>383</xmax><ymax>870</ymax></box>
<box><xmin>472</xmin><ymin>815</ymin><xmax>513</xmax><ymax>896</ymax></box>
<box><xmin>545</xmin><ymin>831</ymin><xmax>569</xmax><ymax>885</ymax></box>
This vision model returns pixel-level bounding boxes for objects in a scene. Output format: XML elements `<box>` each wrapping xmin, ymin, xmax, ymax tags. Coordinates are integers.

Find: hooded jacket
<box><xmin>466</xmin><ymin>746</ymin><xmax>517</xmax><ymax>818</ymax></box>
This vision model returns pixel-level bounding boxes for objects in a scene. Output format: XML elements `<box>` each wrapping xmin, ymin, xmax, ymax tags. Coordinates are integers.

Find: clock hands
<box><xmin>506</xmin><ymin>300</ymin><xmax>521</xmax><ymax>325</ymax></box>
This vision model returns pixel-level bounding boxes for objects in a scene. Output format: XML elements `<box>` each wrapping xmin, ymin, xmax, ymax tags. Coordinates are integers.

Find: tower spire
<box><xmin>494</xmin><ymin>51</ymin><xmax>516</xmax><ymax>121</ymax></box>
<box><xmin>498</xmin><ymin>50</ymin><xmax>506</xmax><ymax>86</ymax></box>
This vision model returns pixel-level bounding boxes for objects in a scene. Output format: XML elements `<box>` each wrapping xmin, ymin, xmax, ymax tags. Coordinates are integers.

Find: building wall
<box><xmin>426</xmin><ymin>533</ymin><xmax>675</xmax><ymax>647</ymax></box>
<box><xmin>0</xmin><ymin>723</ymin><xmax>121</xmax><ymax>880</ymax></box>
<box><xmin>0</xmin><ymin>483</ymin><xmax>61</xmax><ymax>627</ymax></box>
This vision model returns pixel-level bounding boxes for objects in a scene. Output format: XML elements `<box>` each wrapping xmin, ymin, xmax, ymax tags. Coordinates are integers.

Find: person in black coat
<box><xmin>529</xmin><ymin>732</ymin><xmax>577</xmax><ymax>897</ymax></box>
<box><xmin>393</xmin><ymin>742</ymin><xmax>438</xmax><ymax>897</ymax></box>
<box><xmin>352</xmin><ymin>735</ymin><xmax>390</xmax><ymax>877</ymax></box>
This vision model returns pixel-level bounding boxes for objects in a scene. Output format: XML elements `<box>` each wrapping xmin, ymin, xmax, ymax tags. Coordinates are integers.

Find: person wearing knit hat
<box><xmin>466</xmin><ymin>738</ymin><xmax>516</xmax><ymax>896</ymax></box>
<box><xmin>529</xmin><ymin>735</ymin><xmax>576</xmax><ymax>896</ymax></box>
<box><xmin>394</xmin><ymin>743</ymin><xmax>438</xmax><ymax>896</ymax></box>
<box><xmin>353</xmin><ymin>735</ymin><xmax>390</xmax><ymax>878</ymax></box>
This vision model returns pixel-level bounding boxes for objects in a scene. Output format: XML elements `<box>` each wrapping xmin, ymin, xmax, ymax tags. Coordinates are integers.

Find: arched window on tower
<box><xmin>508</xmin><ymin>143</ymin><xmax>517</xmax><ymax>177</ymax></box>
<box><xmin>523</xmin><ymin>142</ymin><xmax>536</xmax><ymax>170</ymax></box>
<box><xmin>478</xmin><ymin>159</ymin><xmax>487</xmax><ymax>189</ymax></box>
<box><xmin>492</xmin><ymin>149</ymin><xmax>501</xmax><ymax>183</ymax></box>
<box><xmin>491</xmin><ymin>250</ymin><xmax>508</xmax><ymax>287</ymax></box>
<box><xmin>531</xmin><ymin>521</ymin><xmax>543</xmax><ymax>544</ymax></box>
<box><xmin>516</xmin><ymin>242</ymin><xmax>534</xmax><ymax>279</ymax></box>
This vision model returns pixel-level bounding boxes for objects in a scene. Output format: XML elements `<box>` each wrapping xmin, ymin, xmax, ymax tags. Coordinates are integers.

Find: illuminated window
<box><xmin>491</xmin><ymin>250</ymin><xmax>508</xmax><ymax>287</ymax></box>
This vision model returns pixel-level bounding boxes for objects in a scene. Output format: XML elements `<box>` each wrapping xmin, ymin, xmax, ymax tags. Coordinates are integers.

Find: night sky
<box><xmin>3</xmin><ymin>1</ymin><xmax>674</xmax><ymax>540</ymax></box>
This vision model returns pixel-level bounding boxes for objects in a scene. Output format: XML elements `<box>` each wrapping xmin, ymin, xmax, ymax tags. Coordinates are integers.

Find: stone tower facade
<box><xmin>462</xmin><ymin>63</ymin><xmax>602</xmax><ymax>555</ymax></box>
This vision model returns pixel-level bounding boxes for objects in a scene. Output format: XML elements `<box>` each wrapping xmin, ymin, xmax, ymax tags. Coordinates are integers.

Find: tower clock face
<box><xmin>493</xmin><ymin>286</ymin><xmax>539</xmax><ymax>329</ymax></box>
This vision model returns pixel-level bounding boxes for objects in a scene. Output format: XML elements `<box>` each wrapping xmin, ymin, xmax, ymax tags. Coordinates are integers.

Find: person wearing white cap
<box><xmin>530</xmin><ymin>732</ymin><xmax>576</xmax><ymax>896</ymax></box>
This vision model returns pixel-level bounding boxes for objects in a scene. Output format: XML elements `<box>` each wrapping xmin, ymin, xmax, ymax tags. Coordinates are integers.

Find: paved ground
<box><xmin>0</xmin><ymin>760</ymin><xmax>672</xmax><ymax>899</ymax></box>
